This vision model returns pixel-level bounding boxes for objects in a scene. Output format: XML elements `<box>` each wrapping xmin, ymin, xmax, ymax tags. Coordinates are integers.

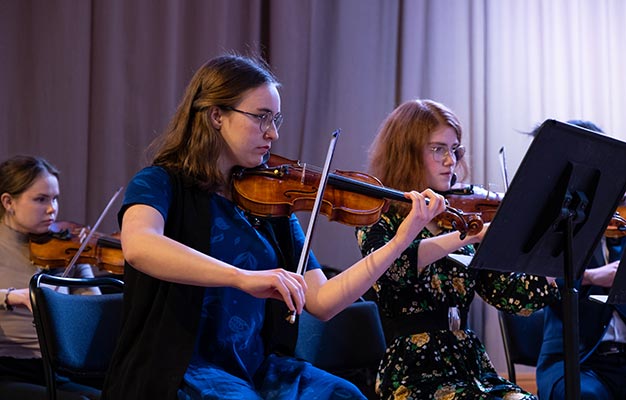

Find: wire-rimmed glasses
<box><xmin>221</xmin><ymin>106</ymin><xmax>283</xmax><ymax>133</ymax></box>
<box><xmin>429</xmin><ymin>144</ymin><xmax>465</xmax><ymax>162</ymax></box>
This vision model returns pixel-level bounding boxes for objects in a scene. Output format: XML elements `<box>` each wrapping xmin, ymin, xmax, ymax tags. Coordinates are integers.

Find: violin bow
<box><xmin>498</xmin><ymin>146</ymin><xmax>510</xmax><ymax>192</ymax></box>
<box><xmin>61</xmin><ymin>186</ymin><xmax>124</xmax><ymax>278</ymax></box>
<box><xmin>287</xmin><ymin>129</ymin><xmax>340</xmax><ymax>323</ymax></box>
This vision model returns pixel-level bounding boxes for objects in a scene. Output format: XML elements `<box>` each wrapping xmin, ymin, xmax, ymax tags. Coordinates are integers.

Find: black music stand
<box><xmin>470</xmin><ymin>119</ymin><xmax>626</xmax><ymax>400</ymax></box>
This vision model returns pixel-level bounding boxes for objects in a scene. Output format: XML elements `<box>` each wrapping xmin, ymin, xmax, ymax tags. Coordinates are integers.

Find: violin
<box><xmin>444</xmin><ymin>184</ymin><xmax>626</xmax><ymax>238</ymax></box>
<box><xmin>231</xmin><ymin>154</ymin><xmax>484</xmax><ymax>239</ymax></box>
<box><xmin>443</xmin><ymin>185</ymin><xmax>504</xmax><ymax>223</ymax></box>
<box><xmin>605</xmin><ymin>201</ymin><xmax>626</xmax><ymax>238</ymax></box>
<box><xmin>29</xmin><ymin>221</ymin><xmax>124</xmax><ymax>275</ymax></box>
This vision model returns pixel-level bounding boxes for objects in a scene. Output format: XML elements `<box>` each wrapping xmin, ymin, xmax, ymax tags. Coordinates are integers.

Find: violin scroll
<box><xmin>433</xmin><ymin>207</ymin><xmax>483</xmax><ymax>240</ymax></box>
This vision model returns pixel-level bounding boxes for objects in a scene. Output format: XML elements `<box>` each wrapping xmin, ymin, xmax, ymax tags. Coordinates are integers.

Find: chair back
<box><xmin>498</xmin><ymin>308</ymin><xmax>545</xmax><ymax>383</ymax></box>
<box><xmin>295</xmin><ymin>300</ymin><xmax>386</xmax><ymax>372</ymax></box>
<box><xmin>29</xmin><ymin>273</ymin><xmax>124</xmax><ymax>400</ymax></box>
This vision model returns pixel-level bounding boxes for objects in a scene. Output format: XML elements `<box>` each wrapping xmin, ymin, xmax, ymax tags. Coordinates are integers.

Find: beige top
<box><xmin>0</xmin><ymin>223</ymin><xmax>98</xmax><ymax>359</ymax></box>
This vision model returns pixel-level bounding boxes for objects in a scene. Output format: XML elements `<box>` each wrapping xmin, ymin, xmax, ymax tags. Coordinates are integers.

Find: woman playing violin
<box><xmin>101</xmin><ymin>54</ymin><xmax>446</xmax><ymax>400</ymax></box>
<box><xmin>0</xmin><ymin>155</ymin><xmax>100</xmax><ymax>399</ymax></box>
<box><xmin>356</xmin><ymin>99</ymin><xmax>560</xmax><ymax>400</ymax></box>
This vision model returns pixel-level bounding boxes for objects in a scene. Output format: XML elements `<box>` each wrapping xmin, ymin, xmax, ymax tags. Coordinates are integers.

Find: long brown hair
<box><xmin>0</xmin><ymin>155</ymin><xmax>60</xmax><ymax>219</ymax></box>
<box><xmin>367</xmin><ymin>99</ymin><xmax>468</xmax><ymax>215</ymax></box>
<box><xmin>149</xmin><ymin>53</ymin><xmax>280</xmax><ymax>191</ymax></box>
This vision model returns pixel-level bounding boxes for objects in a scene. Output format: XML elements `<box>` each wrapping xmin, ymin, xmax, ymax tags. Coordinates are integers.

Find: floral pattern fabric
<box><xmin>356</xmin><ymin>211</ymin><xmax>560</xmax><ymax>400</ymax></box>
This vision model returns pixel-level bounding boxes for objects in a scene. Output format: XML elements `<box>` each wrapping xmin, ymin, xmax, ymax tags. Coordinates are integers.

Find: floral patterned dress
<box><xmin>356</xmin><ymin>210</ymin><xmax>560</xmax><ymax>400</ymax></box>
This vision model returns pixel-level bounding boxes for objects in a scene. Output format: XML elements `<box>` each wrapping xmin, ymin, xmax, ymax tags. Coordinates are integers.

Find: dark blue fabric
<box><xmin>537</xmin><ymin>238</ymin><xmax>626</xmax><ymax>400</ymax></box>
<box><xmin>120</xmin><ymin>165</ymin><xmax>172</xmax><ymax>222</ymax></box>
<box><xmin>121</xmin><ymin>166</ymin><xmax>341</xmax><ymax>399</ymax></box>
<box><xmin>177</xmin><ymin>354</ymin><xmax>366</xmax><ymax>400</ymax></box>
<box><xmin>41</xmin><ymin>290</ymin><xmax>123</xmax><ymax>371</ymax></box>
<box><xmin>188</xmin><ymin>194</ymin><xmax>277</xmax><ymax>382</ymax></box>
<box><xmin>547</xmin><ymin>356</ymin><xmax>626</xmax><ymax>400</ymax></box>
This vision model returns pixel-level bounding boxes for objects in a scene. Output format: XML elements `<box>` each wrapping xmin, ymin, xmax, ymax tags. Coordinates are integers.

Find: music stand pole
<box><xmin>563</xmin><ymin>215</ymin><xmax>581</xmax><ymax>400</ymax></box>
<box><xmin>468</xmin><ymin>120</ymin><xmax>626</xmax><ymax>400</ymax></box>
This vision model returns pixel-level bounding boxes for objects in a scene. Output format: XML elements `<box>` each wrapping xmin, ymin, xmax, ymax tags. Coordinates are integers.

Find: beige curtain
<box><xmin>3</xmin><ymin>0</ymin><xmax>626</xmax><ymax>373</ymax></box>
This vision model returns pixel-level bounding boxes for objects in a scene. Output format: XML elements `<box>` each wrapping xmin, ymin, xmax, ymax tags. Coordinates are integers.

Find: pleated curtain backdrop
<box><xmin>2</xmin><ymin>0</ymin><xmax>626</xmax><ymax>373</ymax></box>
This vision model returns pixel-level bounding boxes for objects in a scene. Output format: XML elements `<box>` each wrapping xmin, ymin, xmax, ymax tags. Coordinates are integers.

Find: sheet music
<box><xmin>590</xmin><ymin>295</ymin><xmax>608</xmax><ymax>304</ymax></box>
<box><xmin>447</xmin><ymin>253</ymin><xmax>474</xmax><ymax>267</ymax></box>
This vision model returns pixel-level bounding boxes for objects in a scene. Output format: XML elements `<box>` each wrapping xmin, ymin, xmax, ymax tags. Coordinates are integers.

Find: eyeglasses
<box><xmin>221</xmin><ymin>106</ymin><xmax>283</xmax><ymax>133</ymax></box>
<box><xmin>428</xmin><ymin>144</ymin><xmax>465</xmax><ymax>162</ymax></box>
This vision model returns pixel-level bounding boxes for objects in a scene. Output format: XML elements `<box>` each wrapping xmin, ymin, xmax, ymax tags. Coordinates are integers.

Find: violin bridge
<box><xmin>301</xmin><ymin>163</ymin><xmax>307</xmax><ymax>185</ymax></box>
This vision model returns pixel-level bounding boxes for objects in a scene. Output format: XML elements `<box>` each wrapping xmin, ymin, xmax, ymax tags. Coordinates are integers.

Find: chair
<box><xmin>497</xmin><ymin>308</ymin><xmax>545</xmax><ymax>384</ymax></box>
<box><xmin>295</xmin><ymin>300</ymin><xmax>386</xmax><ymax>399</ymax></box>
<box><xmin>29</xmin><ymin>273</ymin><xmax>124</xmax><ymax>400</ymax></box>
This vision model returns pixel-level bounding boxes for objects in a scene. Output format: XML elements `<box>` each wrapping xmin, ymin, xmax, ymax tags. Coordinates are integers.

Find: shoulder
<box><xmin>126</xmin><ymin>166</ymin><xmax>172</xmax><ymax>200</ymax></box>
<box><xmin>130</xmin><ymin>166</ymin><xmax>171</xmax><ymax>188</ymax></box>
<box><xmin>121</xmin><ymin>166</ymin><xmax>173</xmax><ymax>223</ymax></box>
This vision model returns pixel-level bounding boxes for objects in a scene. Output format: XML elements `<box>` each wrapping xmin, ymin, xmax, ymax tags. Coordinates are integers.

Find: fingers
<box><xmin>284</xmin><ymin>272</ymin><xmax>307</xmax><ymax>314</ymax></box>
<box><xmin>396</xmin><ymin>191</ymin><xmax>439</xmax><ymax>247</ymax></box>
<box><xmin>403</xmin><ymin>190</ymin><xmax>423</xmax><ymax>204</ymax></box>
<box><xmin>403</xmin><ymin>189</ymin><xmax>446</xmax><ymax>220</ymax></box>
<box><xmin>265</xmin><ymin>270</ymin><xmax>307</xmax><ymax>314</ymax></box>
<box><xmin>404</xmin><ymin>190</ymin><xmax>427</xmax><ymax>217</ymax></box>
<box><xmin>421</xmin><ymin>189</ymin><xmax>446</xmax><ymax>215</ymax></box>
<box><xmin>401</xmin><ymin>190</ymin><xmax>431</xmax><ymax>231</ymax></box>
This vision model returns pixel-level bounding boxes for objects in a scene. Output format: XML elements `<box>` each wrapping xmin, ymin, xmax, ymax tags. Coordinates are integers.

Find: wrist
<box><xmin>229</xmin><ymin>267</ymin><xmax>249</xmax><ymax>291</ymax></box>
<box><xmin>581</xmin><ymin>269</ymin><xmax>591</xmax><ymax>285</ymax></box>
<box><xmin>3</xmin><ymin>287</ymin><xmax>16</xmax><ymax>311</ymax></box>
<box><xmin>386</xmin><ymin>235</ymin><xmax>412</xmax><ymax>259</ymax></box>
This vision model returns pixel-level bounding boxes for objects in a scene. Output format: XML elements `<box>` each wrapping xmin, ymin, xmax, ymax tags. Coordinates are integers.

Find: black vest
<box><xmin>102</xmin><ymin>170</ymin><xmax>299</xmax><ymax>400</ymax></box>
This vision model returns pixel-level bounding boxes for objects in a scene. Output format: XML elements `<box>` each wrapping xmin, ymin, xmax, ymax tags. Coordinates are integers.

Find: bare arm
<box><xmin>4</xmin><ymin>288</ymin><xmax>31</xmax><ymax>312</ymax></box>
<box><xmin>415</xmin><ymin>222</ymin><xmax>489</xmax><ymax>271</ymax></box>
<box><xmin>303</xmin><ymin>190</ymin><xmax>446</xmax><ymax>321</ymax></box>
<box><xmin>582</xmin><ymin>260</ymin><xmax>620</xmax><ymax>287</ymax></box>
<box><xmin>121</xmin><ymin>204</ymin><xmax>308</xmax><ymax>314</ymax></box>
